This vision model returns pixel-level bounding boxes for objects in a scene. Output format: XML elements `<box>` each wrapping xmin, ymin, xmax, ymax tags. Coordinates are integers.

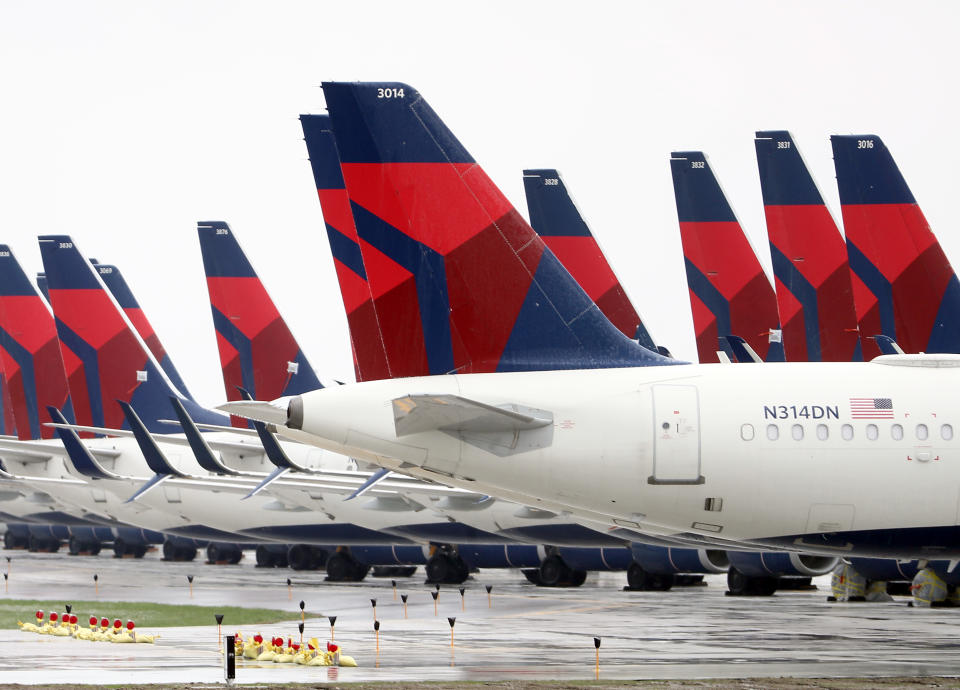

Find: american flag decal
<box><xmin>849</xmin><ymin>397</ymin><xmax>894</xmax><ymax>419</ymax></box>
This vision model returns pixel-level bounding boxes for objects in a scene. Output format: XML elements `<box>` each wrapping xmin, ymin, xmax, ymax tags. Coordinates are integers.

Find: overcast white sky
<box><xmin>1</xmin><ymin>1</ymin><xmax>957</xmax><ymax>405</ymax></box>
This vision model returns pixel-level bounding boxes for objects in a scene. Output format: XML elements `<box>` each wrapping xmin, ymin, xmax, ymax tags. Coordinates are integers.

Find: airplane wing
<box><xmin>0</xmin><ymin>439</ymin><xmax>121</xmax><ymax>462</ymax></box>
<box><xmin>44</xmin><ymin>422</ymin><xmax>265</xmax><ymax>456</ymax></box>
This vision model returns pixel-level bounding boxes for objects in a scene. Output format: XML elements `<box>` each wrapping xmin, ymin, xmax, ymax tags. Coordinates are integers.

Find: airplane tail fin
<box><xmin>755</xmin><ymin>131</ymin><xmax>864</xmax><ymax>362</ymax></box>
<box><xmin>0</xmin><ymin>245</ymin><xmax>73</xmax><ymax>439</ymax></box>
<box><xmin>197</xmin><ymin>221</ymin><xmax>322</xmax><ymax>426</ymax></box>
<box><xmin>522</xmin><ymin>168</ymin><xmax>657</xmax><ymax>350</ymax></box>
<box><xmin>299</xmin><ymin>114</ymin><xmax>391</xmax><ymax>382</ymax></box>
<box><xmin>95</xmin><ymin>262</ymin><xmax>197</xmax><ymax>402</ymax></box>
<box><xmin>38</xmin><ymin>235</ymin><xmax>224</xmax><ymax>431</ymax></box>
<box><xmin>320</xmin><ymin>82</ymin><xmax>670</xmax><ymax>374</ymax></box>
<box><xmin>670</xmin><ymin>151</ymin><xmax>783</xmax><ymax>363</ymax></box>
<box><xmin>831</xmin><ymin>134</ymin><xmax>960</xmax><ymax>354</ymax></box>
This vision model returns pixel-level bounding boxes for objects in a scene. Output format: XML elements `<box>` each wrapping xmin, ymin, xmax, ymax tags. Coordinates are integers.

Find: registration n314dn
<box><xmin>226</xmin><ymin>354</ymin><xmax>960</xmax><ymax>560</ymax></box>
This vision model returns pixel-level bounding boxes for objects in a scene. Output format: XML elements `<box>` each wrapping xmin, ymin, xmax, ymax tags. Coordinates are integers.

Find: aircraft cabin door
<box><xmin>648</xmin><ymin>384</ymin><xmax>704</xmax><ymax>485</ymax></box>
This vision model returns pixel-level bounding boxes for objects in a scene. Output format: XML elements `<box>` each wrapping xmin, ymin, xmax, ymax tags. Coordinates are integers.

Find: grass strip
<box><xmin>0</xmin><ymin>598</ymin><xmax>318</xmax><ymax>628</ymax></box>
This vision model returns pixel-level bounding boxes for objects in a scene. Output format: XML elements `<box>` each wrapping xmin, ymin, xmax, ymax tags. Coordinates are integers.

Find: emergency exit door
<box><xmin>648</xmin><ymin>384</ymin><xmax>704</xmax><ymax>484</ymax></box>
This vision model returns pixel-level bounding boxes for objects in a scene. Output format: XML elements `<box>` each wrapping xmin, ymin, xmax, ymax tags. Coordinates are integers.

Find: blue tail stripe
<box><xmin>927</xmin><ymin>274</ymin><xmax>960</xmax><ymax>353</ymax></box>
<box><xmin>326</xmin><ymin>224</ymin><xmax>367</xmax><ymax>279</ymax></box>
<box><xmin>210</xmin><ymin>306</ymin><xmax>256</xmax><ymax>396</ymax></box>
<box><xmin>0</xmin><ymin>328</ymin><xmax>41</xmax><ymax>438</ymax></box>
<box><xmin>350</xmin><ymin>201</ymin><xmax>455</xmax><ymax>375</ymax></box>
<box><xmin>769</xmin><ymin>243</ymin><xmax>822</xmax><ymax>361</ymax></box>
<box><xmin>683</xmin><ymin>257</ymin><xmax>731</xmax><ymax>336</ymax></box>
<box><xmin>53</xmin><ymin>317</ymin><xmax>105</xmax><ymax>428</ymax></box>
<box><xmin>846</xmin><ymin>240</ymin><xmax>896</xmax><ymax>340</ymax></box>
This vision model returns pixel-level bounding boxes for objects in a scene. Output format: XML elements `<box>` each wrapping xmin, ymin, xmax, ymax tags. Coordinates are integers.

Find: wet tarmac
<box><xmin>0</xmin><ymin>549</ymin><xmax>958</xmax><ymax>684</ymax></box>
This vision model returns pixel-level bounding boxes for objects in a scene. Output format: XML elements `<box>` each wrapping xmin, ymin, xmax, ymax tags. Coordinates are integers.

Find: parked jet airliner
<box><xmin>223</xmin><ymin>81</ymin><xmax>960</xmax><ymax>561</ymax></box>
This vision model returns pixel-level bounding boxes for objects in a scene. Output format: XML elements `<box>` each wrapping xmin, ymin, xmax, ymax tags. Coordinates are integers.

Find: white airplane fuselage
<box><xmin>273</xmin><ymin>355</ymin><xmax>960</xmax><ymax>560</ymax></box>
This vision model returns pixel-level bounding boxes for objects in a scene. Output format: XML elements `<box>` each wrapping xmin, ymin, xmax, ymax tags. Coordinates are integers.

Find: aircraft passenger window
<box><xmin>916</xmin><ymin>424</ymin><xmax>929</xmax><ymax>440</ymax></box>
<box><xmin>841</xmin><ymin>424</ymin><xmax>854</xmax><ymax>441</ymax></box>
<box><xmin>942</xmin><ymin>424</ymin><xmax>954</xmax><ymax>441</ymax></box>
<box><xmin>891</xmin><ymin>424</ymin><xmax>904</xmax><ymax>441</ymax></box>
<box><xmin>740</xmin><ymin>424</ymin><xmax>755</xmax><ymax>441</ymax></box>
<box><xmin>766</xmin><ymin>424</ymin><xmax>779</xmax><ymax>441</ymax></box>
<box><xmin>791</xmin><ymin>424</ymin><xmax>804</xmax><ymax>441</ymax></box>
<box><xmin>866</xmin><ymin>424</ymin><xmax>879</xmax><ymax>441</ymax></box>
<box><xmin>816</xmin><ymin>424</ymin><xmax>829</xmax><ymax>441</ymax></box>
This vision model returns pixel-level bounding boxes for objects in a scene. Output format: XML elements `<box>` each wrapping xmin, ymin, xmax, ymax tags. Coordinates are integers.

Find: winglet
<box><xmin>872</xmin><ymin>335</ymin><xmax>906</xmax><ymax>356</ymax></box>
<box><xmin>168</xmin><ymin>397</ymin><xmax>239</xmax><ymax>476</ymax></box>
<box><xmin>46</xmin><ymin>406</ymin><xmax>123</xmax><ymax>480</ymax></box>
<box><xmin>117</xmin><ymin>400</ymin><xmax>188</xmax><ymax>477</ymax></box>
<box><xmin>722</xmin><ymin>335</ymin><xmax>762</xmax><ymax>363</ymax></box>
<box><xmin>236</xmin><ymin>387</ymin><xmax>314</xmax><ymax>473</ymax></box>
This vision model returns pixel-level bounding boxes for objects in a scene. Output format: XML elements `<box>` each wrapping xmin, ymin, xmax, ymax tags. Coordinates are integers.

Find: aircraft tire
<box><xmin>538</xmin><ymin>555</ymin><xmax>566</xmax><ymax>587</ymax></box>
<box><xmin>325</xmin><ymin>552</ymin><xmax>353</xmax><ymax>581</ymax></box>
<box><xmin>447</xmin><ymin>557</ymin><xmax>469</xmax><ymax>584</ymax></box>
<box><xmin>255</xmin><ymin>545</ymin><xmax>275</xmax><ymax>568</ymax></box>
<box><xmin>287</xmin><ymin>544</ymin><xmax>314</xmax><ymax>571</ymax></box>
<box><xmin>521</xmin><ymin>568</ymin><xmax>543</xmax><ymax>585</ymax></box>
<box><xmin>425</xmin><ymin>554</ymin><xmax>451</xmax><ymax>583</ymax></box>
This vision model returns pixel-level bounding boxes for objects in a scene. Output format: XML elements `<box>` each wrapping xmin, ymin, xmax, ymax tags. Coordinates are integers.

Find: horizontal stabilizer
<box><xmin>217</xmin><ymin>400</ymin><xmax>288</xmax><ymax>426</ymax></box>
<box><xmin>392</xmin><ymin>394</ymin><xmax>552</xmax><ymax>437</ymax></box>
<box><xmin>43</xmin><ymin>423</ymin><xmax>133</xmax><ymax>438</ymax></box>
<box><xmin>157</xmin><ymin>420</ymin><xmax>261</xmax><ymax>438</ymax></box>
